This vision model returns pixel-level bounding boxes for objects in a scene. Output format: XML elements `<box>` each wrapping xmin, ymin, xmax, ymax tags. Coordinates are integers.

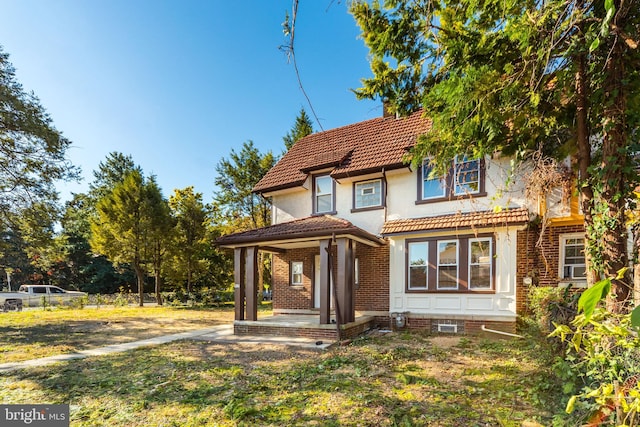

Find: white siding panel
<box><xmin>434</xmin><ymin>296</ymin><xmax>461</xmax><ymax>310</ymax></box>
<box><xmin>466</xmin><ymin>297</ymin><xmax>494</xmax><ymax>311</ymax></box>
<box><xmin>406</xmin><ymin>296</ymin><xmax>431</xmax><ymax>309</ymax></box>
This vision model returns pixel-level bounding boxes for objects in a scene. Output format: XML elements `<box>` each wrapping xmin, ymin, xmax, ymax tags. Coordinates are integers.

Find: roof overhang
<box><xmin>381</xmin><ymin>208</ymin><xmax>531</xmax><ymax>236</ymax></box>
<box><xmin>216</xmin><ymin>215</ymin><xmax>387</xmax><ymax>250</ymax></box>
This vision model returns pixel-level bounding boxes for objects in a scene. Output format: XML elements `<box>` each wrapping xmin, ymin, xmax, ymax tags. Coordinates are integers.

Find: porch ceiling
<box><xmin>216</xmin><ymin>215</ymin><xmax>386</xmax><ymax>250</ymax></box>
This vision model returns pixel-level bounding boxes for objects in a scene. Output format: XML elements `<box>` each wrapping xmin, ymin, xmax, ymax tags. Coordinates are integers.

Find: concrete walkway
<box><xmin>0</xmin><ymin>324</ymin><xmax>332</xmax><ymax>373</ymax></box>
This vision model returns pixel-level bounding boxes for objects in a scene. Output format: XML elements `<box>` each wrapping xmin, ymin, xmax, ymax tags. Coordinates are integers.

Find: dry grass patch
<box><xmin>1</xmin><ymin>329</ymin><xmax>566</xmax><ymax>426</ymax></box>
<box><xmin>0</xmin><ymin>306</ymin><xmax>238</xmax><ymax>363</ymax></box>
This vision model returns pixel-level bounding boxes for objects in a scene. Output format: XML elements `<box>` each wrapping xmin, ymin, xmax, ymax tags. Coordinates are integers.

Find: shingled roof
<box><xmin>216</xmin><ymin>215</ymin><xmax>386</xmax><ymax>248</ymax></box>
<box><xmin>381</xmin><ymin>208</ymin><xmax>531</xmax><ymax>235</ymax></box>
<box><xmin>253</xmin><ymin>110</ymin><xmax>430</xmax><ymax>194</ymax></box>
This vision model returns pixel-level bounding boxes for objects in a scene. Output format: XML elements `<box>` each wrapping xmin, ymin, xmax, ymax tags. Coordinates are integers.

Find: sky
<box><xmin>0</xmin><ymin>0</ymin><xmax>380</xmax><ymax>203</ymax></box>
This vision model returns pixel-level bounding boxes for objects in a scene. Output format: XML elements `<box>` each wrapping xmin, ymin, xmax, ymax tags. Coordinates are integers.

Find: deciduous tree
<box><xmin>167</xmin><ymin>187</ymin><xmax>208</xmax><ymax>296</ymax></box>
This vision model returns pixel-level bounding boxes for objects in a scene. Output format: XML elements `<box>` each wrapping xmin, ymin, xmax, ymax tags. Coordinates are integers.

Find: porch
<box><xmin>216</xmin><ymin>216</ymin><xmax>387</xmax><ymax>340</ymax></box>
<box><xmin>234</xmin><ymin>313</ymin><xmax>376</xmax><ymax>341</ymax></box>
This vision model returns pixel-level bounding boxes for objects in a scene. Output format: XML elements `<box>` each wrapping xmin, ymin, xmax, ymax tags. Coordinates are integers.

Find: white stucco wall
<box><xmin>387</xmin><ymin>227</ymin><xmax>520</xmax><ymax>320</ymax></box>
<box><xmin>270</xmin><ymin>155</ymin><xmax>531</xmax><ymax>232</ymax></box>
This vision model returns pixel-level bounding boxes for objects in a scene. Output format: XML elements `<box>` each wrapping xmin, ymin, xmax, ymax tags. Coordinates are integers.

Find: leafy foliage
<box><xmin>0</xmin><ymin>46</ymin><xmax>79</xmax><ymax>229</ymax></box>
<box><xmin>550</xmin><ymin>277</ymin><xmax>640</xmax><ymax>425</ymax></box>
<box><xmin>351</xmin><ymin>0</ymin><xmax>640</xmax><ymax>307</ymax></box>
<box><xmin>165</xmin><ymin>187</ymin><xmax>210</xmax><ymax>293</ymax></box>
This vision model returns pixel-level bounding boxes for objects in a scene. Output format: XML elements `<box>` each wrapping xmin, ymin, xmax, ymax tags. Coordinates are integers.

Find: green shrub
<box><xmin>528</xmin><ymin>286</ymin><xmax>579</xmax><ymax>332</ymax></box>
<box><xmin>550</xmin><ymin>278</ymin><xmax>640</xmax><ymax>425</ymax></box>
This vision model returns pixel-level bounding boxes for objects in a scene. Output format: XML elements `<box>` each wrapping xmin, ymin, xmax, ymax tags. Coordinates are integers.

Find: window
<box><xmin>454</xmin><ymin>156</ymin><xmax>481</xmax><ymax>195</ymax></box>
<box><xmin>405</xmin><ymin>235</ymin><xmax>495</xmax><ymax>292</ymax></box>
<box><xmin>560</xmin><ymin>234</ymin><xmax>586</xmax><ymax>280</ymax></box>
<box><xmin>469</xmin><ymin>238</ymin><xmax>492</xmax><ymax>289</ymax></box>
<box><xmin>437</xmin><ymin>240</ymin><xmax>458</xmax><ymax>290</ymax></box>
<box><xmin>422</xmin><ymin>160</ymin><xmax>446</xmax><ymax>200</ymax></box>
<box><xmin>408</xmin><ymin>242</ymin><xmax>428</xmax><ymax>290</ymax></box>
<box><xmin>354</xmin><ymin>179</ymin><xmax>383</xmax><ymax>209</ymax></box>
<box><xmin>418</xmin><ymin>156</ymin><xmax>485</xmax><ymax>202</ymax></box>
<box><xmin>313</xmin><ymin>175</ymin><xmax>334</xmax><ymax>214</ymax></box>
<box><xmin>291</xmin><ymin>261</ymin><xmax>303</xmax><ymax>286</ymax></box>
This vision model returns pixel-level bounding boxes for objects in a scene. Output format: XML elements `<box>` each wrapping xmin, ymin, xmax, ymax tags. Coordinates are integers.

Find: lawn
<box><xmin>0</xmin><ymin>307</ymin><xmax>567</xmax><ymax>426</ymax></box>
<box><xmin>0</xmin><ymin>305</ymin><xmax>237</xmax><ymax>363</ymax></box>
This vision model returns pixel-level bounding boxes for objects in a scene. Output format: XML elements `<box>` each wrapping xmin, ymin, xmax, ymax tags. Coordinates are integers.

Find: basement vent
<box><xmin>437</xmin><ymin>323</ymin><xmax>458</xmax><ymax>334</ymax></box>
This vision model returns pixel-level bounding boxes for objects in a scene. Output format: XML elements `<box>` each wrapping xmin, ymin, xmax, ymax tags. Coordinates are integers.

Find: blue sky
<box><xmin>1</xmin><ymin>1</ymin><xmax>380</xmax><ymax>203</ymax></box>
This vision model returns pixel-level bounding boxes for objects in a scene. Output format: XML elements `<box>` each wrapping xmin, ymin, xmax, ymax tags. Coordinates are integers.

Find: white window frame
<box><xmin>454</xmin><ymin>156</ymin><xmax>481</xmax><ymax>196</ymax></box>
<box><xmin>354</xmin><ymin>179</ymin><xmax>382</xmax><ymax>209</ymax></box>
<box><xmin>314</xmin><ymin>174</ymin><xmax>334</xmax><ymax>214</ymax></box>
<box><xmin>291</xmin><ymin>261</ymin><xmax>304</xmax><ymax>286</ymax></box>
<box><xmin>559</xmin><ymin>233</ymin><xmax>586</xmax><ymax>281</ymax></box>
<box><xmin>421</xmin><ymin>159</ymin><xmax>446</xmax><ymax>200</ymax></box>
<box><xmin>437</xmin><ymin>240</ymin><xmax>459</xmax><ymax>290</ymax></box>
<box><xmin>468</xmin><ymin>238</ymin><xmax>492</xmax><ymax>290</ymax></box>
<box><xmin>408</xmin><ymin>242</ymin><xmax>429</xmax><ymax>290</ymax></box>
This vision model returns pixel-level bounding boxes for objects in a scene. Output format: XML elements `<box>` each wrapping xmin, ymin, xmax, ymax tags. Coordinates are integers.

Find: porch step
<box><xmin>234</xmin><ymin>315</ymin><xmax>375</xmax><ymax>341</ymax></box>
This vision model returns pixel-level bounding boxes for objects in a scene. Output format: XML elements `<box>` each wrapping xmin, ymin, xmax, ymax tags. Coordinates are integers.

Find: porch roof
<box><xmin>216</xmin><ymin>215</ymin><xmax>386</xmax><ymax>249</ymax></box>
<box><xmin>381</xmin><ymin>208</ymin><xmax>531</xmax><ymax>236</ymax></box>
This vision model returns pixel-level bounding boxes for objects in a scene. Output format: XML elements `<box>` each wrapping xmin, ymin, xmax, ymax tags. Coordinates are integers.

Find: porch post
<box><xmin>245</xmin><ymin>246</ymin><xmax>259</xmax><ymax>321</ymax></box>
<box><xmin>319</xmin><ymin>239</ymin><xmax>331</xmax><ymax>324</ymax></box>
<box><xmin>336</xmin><ymin>238</ymin><xmax>355</xmax><ymax>324</ymax></box>
<box><xmin>233</xmin><ymin>248</ymin><xmax>246</xmax><ymax>321</ymax></box>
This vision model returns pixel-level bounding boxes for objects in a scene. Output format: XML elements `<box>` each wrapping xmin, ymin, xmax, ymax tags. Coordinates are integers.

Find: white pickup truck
<box><xmin>0</xmin><ymin>285</ymin><xmax>87</xmax><ymax>311</ymax></box>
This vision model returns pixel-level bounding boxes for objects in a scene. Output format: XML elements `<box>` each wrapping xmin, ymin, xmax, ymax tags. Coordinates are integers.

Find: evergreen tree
<box><xmin>283</xmin><ymin>107</ymin><xmax>314</xmax><ymax>151</ymax></box>
<box><xmin>90</xmin><ymin>170</ymin><xmax>158</xmax><ymax>306</ymax></box>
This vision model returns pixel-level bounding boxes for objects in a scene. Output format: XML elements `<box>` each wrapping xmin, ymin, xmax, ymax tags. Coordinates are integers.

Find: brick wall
<box><xmin>516</xmin><ymin>222</ymin><xmax>585</xmax><ymax>313</ymax></box>
<box><xmin>273</xmin><ymin>247</ymin><xmax>316</xmax><ymax>310</ymax></box>
<box><xmin>355</xmin><ymin>243</ymin><xmax>389</xmax><ymax>312</ymax></box>
<box><xmin>272</xmin><ymin>242</ymin><xmax>390</xmax><ymax>313</ymax></box>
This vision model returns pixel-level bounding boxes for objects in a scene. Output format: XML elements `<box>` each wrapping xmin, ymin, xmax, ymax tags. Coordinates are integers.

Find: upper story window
<box><xmin>353</xmin><ymin>179</ymin><xmax>383</xmax><ymax>211</ymax></box>
<box><xmin>422</xmin><ymin>160</ymin><xmax>447</xmax><ymax>200</ymax></box>
<box><xmin>418</xmin><ymin>156</ymin><xmax>485</xmax><ymax>203</ymax></box>
<box><xmin>313</xmin><ymin>174</ymin><xmax>335</xmax><ymax>214</ymax></box>
<box><xmin>560</xmin><ymin>234</ymin><xmax>586</xmax><ymax>280</ymax></box>
<box><xmin>405</xmin><ymin>234</ymin><xmax>495</xmax><ymax>293</ymax></box>
<box><xmin>454</xmin><ymin>156</ymin><xmax>481</xmax><ymax>195</ymax></box>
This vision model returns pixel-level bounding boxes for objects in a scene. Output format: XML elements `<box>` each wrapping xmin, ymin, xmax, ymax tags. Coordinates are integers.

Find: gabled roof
<box><xmin>216</xmin><ymin>215</ymin><xmax>386</xmax><ymax>248</ymax></box>
<box><xmin>253</xmin><ymin>110</ymin><xmax>430</xmax><ymax>194</ymax></box>
<box><xmin>381</xmin><ymin>208</ymin><xmax>531</xmax><ymax>235</ymax></box>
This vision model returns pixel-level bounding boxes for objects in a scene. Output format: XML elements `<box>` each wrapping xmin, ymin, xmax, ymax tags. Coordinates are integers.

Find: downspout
<box><xmin>382</xmin><ymin>167</ymin><xmax>388</xmax><ymax>223</ymax></box>
<box><xmin>481</xmin><ymin>325</ymin><xmax>524</xmax><ymax>339</ymax></box>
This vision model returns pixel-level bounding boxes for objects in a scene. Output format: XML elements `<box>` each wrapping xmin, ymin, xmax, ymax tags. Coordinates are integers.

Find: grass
<box><xmin>0</xmin><ymin>305</ymin><xmax>238</xmax><ymax>363</ymax></box>
<box><xmin>0</xmin><ymin>307</ymin><xmax>568</xmax><ymax>426</ymax></box>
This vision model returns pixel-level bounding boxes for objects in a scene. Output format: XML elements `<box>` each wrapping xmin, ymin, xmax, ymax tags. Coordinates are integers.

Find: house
<box><xmin>216</xmin><ymin>110</ymin><xmax>586</xmax><ymax>338</ymax></box>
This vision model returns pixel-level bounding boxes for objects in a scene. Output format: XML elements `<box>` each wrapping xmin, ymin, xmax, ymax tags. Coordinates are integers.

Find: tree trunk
<box><xmin>601</xmin><ymin>36</ymin><xmax>631</xmax><ymax>312</ymax></box>
<box><xmin>575</xmin><ymin>49</ymin><xmax>599</xmax><ymax>287</ymax></box>
<box><xmin>155</xmin><ymin>270</ymin><xmax>163</xmax><ymax>306</ymax></box>
<box><xmin>133</xmin><ymin>260</ymin><xmax>145</xmax><ymax>307</ymax></box>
